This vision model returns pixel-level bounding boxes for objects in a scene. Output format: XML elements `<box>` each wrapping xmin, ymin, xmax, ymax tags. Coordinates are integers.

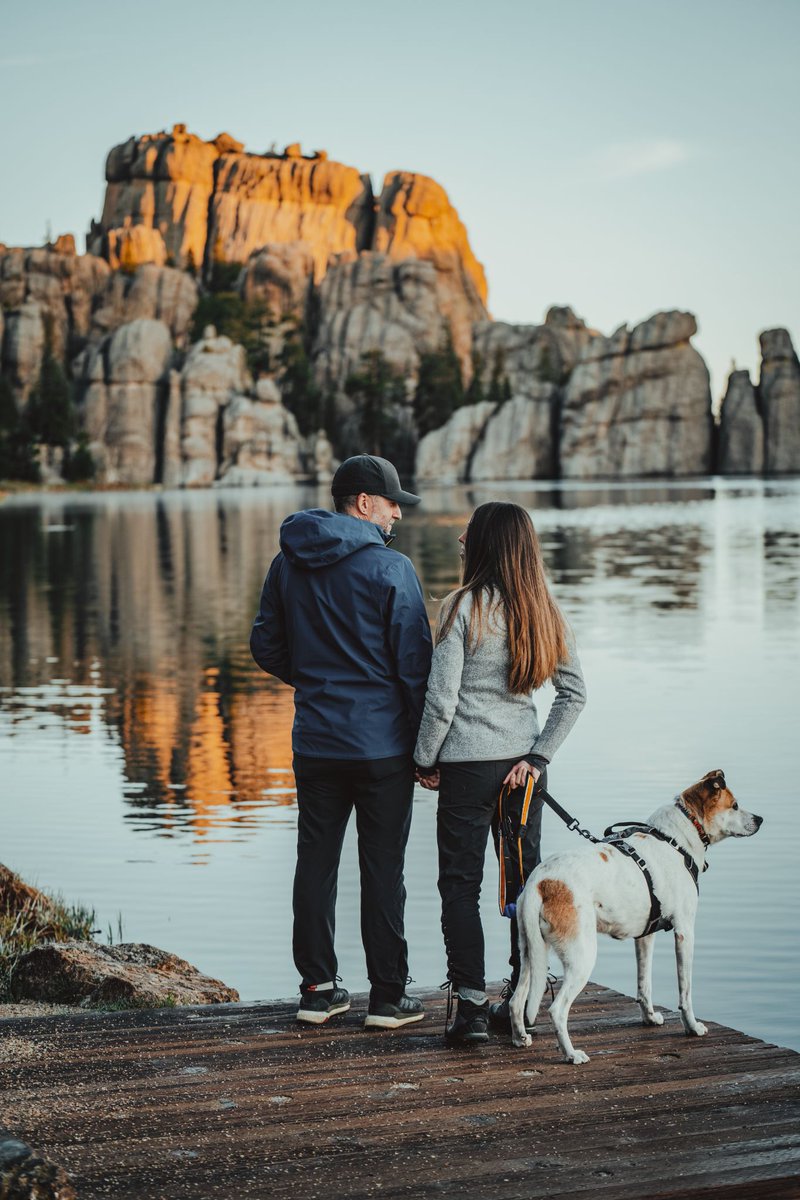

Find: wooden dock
<box><xmin>2</xmin><ymin>982</ymin><xmax>798</xmax><ymax>1199</ymax></box>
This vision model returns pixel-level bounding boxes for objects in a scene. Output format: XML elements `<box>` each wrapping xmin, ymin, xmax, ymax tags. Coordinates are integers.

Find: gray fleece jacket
<box><xmin>413</xmin><ymin>589</ymin><xmax>586</xmax><ymax>768</ymax></box>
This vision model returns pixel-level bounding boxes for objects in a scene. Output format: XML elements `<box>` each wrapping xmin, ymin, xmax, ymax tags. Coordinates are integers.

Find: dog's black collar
<box><xmin>675</xmin><ymin>799</ymin><xmax>711</xmax><ymax>849</ymax></box>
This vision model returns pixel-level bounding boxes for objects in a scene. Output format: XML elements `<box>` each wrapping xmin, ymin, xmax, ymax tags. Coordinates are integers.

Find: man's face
<box><xmin>367</xmin><ymin>494</ymin><xmax>402</xmax><ymax>535</ymax></box>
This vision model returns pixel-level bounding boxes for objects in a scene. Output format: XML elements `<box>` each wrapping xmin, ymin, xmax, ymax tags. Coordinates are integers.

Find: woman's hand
<box><xmin>415</xmin><ymin>768</ymin><xmax>440</xmax><ymax>791</ymax></box>
<box><xmin>503</xmin><ymin>760</ymin><xmax>540</xmax><ymax>790</ymax></box>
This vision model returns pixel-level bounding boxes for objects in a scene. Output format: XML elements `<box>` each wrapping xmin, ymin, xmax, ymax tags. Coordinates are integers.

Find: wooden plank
<box><xmin>1</xmin><ymin>982</ymin><xmax>798</xmax><ymax>1199</ymax></box>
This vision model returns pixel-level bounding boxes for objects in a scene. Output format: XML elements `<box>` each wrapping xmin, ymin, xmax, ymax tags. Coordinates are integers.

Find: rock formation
<box><xmin>759</xmin><ymin>328</ymin><xmax>800</xmax><ymax>473</ymax></box>
<box><xmin>178</xmin><ymin>325</ymin><xmax>249</xmax><ymax>486</ymax></box>
<box><xmin>73</xmin><ymin>318</ymin><xmax>173</xmax><ymax>484</ymax></box>
<box><xmin>718</xmin><ymin>369</ymin><xmax>763</xmax><ymax>474</ymax></box>
<box><xmin>416</xmin><ymin>400</ymin><xmax>495</xmax><ymax>483</ymax></box>
<box><xmin>92</xmin><ymin>262</ymin><xmax>198</xmax><ymax>345</ymax></box>
<box><xmin>313</xmin><ymin>253</ymin><xmax>446</xmax><ymax>402</ymax></box>
<box><xmin>240</xmin><ymin>241</ymin><xmax>315</xmax><ymax>321</ymax></box>
<box><xmin>10</xmin><ymin>940</ymin><xmax>239</xmax><ymax>1007</ymax></box>
<box><xmin>470</xmin><ymin>386</ymin><xmax>561</xmax><ymax>480</ymax></box>
<box><xmin>560</xmin><ymin>311</ymin><xmax>713</xmax><ymax>478</ymax></box>
<box><xmin>219</xmin><ymin>376</ymin><xmax>303</xmax><ymax>485</ymax></box>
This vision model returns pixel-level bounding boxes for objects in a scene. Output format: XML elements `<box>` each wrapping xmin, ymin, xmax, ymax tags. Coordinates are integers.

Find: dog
<box><xmin>509</xmin><ymin>770</ymin><xmax>762</xmax><ymax>1063</ymax></box>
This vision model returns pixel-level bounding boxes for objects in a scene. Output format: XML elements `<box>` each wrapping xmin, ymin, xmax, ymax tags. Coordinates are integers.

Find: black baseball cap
<box><xmin>331</xmin><ymin>455</ymin><xmax>421</xmax><ymax>506</ymax></box>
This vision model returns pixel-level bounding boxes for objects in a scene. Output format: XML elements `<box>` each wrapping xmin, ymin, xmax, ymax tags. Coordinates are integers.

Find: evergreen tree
<box><xmin>464</xmin><ymin>349</ymin><xmax>486</xmax><ymax>407</ymax></box>
<box><xmin>27</xmin><ymin>348</ymin><xmax>76</xmax><ymax>447</ymax></box>
<box><xmin>487</xmin><ymin>348</ymin><xmax>512</xmax><ymax>407</ymax></box>
<box><xmin>345</xmin><ymin>351</ymin><xmax>409</xmax><ymax>462</ymax></box>
<box><xmin>413</xmin><ymin>329</ymin><xmax>465</xmax><ymax>436</ymax></box>
<box><xmin>0</xmin><ymin>375</ymin><xmax>39</xmax><ymax>482</ymax></box>
<box><xmin>279</xmin><ymin>334</ymin><xmax>324</xmax><ymax>437</ymax></box>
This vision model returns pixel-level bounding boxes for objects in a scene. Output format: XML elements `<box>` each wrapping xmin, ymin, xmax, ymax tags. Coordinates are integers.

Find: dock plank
<box><xmin>1</xmin><ymin>982</ymin><xmax>798</xmax><ymax>1199</ymax></box>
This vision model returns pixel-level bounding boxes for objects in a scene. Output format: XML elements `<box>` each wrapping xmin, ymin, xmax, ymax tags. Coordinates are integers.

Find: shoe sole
<box><xmin>363</xmin><ymin>1012</ymin><xmax>426</xmax><ymax>1029</ymax></box>
<box><xmin>296</xmin><ymin>1002</ymin><xmax>351</xmax><ymax>1024</ymax></box>
<box><xmin>445</xmin><ymin>1031</ymin><xmax>489</xmax><ymax>1045</ymax></box>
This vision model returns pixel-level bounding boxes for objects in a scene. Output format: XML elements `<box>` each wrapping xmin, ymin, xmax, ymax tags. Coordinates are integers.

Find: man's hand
<box><xmin>415</xmin><ymin>768</ymin><xmax>440</xmax><ymax>791</ymax></box>
<box><xmin>502</xmin><ymin>760</ymin><xmax>541</xmax><ymax>790</ymax></box>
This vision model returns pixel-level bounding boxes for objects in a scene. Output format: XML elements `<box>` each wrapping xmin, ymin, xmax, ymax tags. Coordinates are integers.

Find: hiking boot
<box><xmin>296</xmin><ymin>983</ymin><xmax>351</xmax><ymax>1025</ymax></box>
<box><xmin>364</xmin><ymin>993</ymin><xmax>426</xmax><ymax>1029</ymax></box>
<box><xmin>445</xmin><ymin>996</ymin><xmax>489</xmax><ymax>1046</ymax></box>
<box><xmin>488</xmin><ymin>981</ymin><xmax>535</xmax><ymax>1036</ymax></box>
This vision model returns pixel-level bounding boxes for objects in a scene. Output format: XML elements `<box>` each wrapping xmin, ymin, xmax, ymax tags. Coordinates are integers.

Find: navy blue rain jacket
<box><xmin>250</xmin><ymin>509</ymin><xmax>433</xmax><ymax>760</ymax></box>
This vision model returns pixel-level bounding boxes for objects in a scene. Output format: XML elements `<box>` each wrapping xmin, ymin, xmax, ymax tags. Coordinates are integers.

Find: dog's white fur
<box><xmin>509</xmin><ymin>770</ymin><xmax>763</xmax><ymax>1063</ymax></box>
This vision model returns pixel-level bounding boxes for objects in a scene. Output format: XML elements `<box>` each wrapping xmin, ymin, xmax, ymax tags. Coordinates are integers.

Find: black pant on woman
<box><xmin>437</xmin><ymin>758</ymin><xmax>546</xmax><ymax>992</ymax></box>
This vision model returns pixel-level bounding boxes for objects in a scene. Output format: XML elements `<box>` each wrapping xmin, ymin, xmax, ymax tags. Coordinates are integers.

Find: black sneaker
<box><xmin>364</xmin><ymin>993</ymin><xmax>425</xmax><ymax>1029</ymax></box>
<box><xmin>296</xmin><ymin>984</ymin><xmax>351</xmax><ymax>1025</ymax></box>
<box><xmin>488</xmin><ymin>982</ymin><xmax>535</xmax><ymax>1036</ymax></box>
<box><xmin>445</xmin><ymin>996</ymin><xmax>489</xmax><ymax>1046</ymax></box>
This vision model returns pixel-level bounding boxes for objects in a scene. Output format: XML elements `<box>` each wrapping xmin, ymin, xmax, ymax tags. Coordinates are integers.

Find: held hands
<box><xmin>415</xmin><ymin>768</ymin><xmax>440</xmax><ymax>791</ymax></box>
<box><xmin>502</xmin><ymin>760</ymin><xmax>541</xmax><ymax>791</ymax></box>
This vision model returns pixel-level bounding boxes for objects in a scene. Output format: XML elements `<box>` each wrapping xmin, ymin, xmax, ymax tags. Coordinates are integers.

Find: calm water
<box><xmin>1</xmin><ymin>479</ymin><xmax>798</xmax><ymax>1051</ymax></box>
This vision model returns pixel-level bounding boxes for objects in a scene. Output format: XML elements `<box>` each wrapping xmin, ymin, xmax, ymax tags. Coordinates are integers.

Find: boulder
<box><xmin>0</xmin><ymin>1129</ymin><xmax>76</xmax><ymax>1200</ymax></box>
<box><xmin>179</xmin><ymin>325</ymin><xmax>250</xmax><ymax>486</ymax></box>
<box><xmin>559</xmin><ymin>310</ymin><xmax>713</xmax><ymax>478</ymax></box>
<box><xmin>718</xmin><ymin>369</ymin><xmax>763</xmax><ymax>473</ymax></box>
<box><xmin>218</xmin><ymin>377</ymin><xmax>303</xmax><ymax>485</ymax></box>
<box><xmin>103</xmin><ymin>223</ymin><xmax>168</xmax><ymax>271</ymax></box>
<box><xmin>415</xmin><ymin>400</ymin><xmax>496</xmax><ymax>483</ymax></box>
<box><xmin>9</xmin><ymin>940</ymin><xmax>239</xmax><ymax>1007</ymax></box>
<box><xmin>470</xmin><ymin>387</ymin><xmax>560</xmax><ymax>481</ymax></box>
<box><xmin>472</xmin><ymin>307</ymin><xmax>596</xmax><ymax>395</ymax></box>
<box><xmin>759</xmin><ymin>328</ymin><xmax>800</xmax><ymax>473</ymax></box>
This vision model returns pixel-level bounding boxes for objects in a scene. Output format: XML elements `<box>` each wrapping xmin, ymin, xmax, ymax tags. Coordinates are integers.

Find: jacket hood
<box><xmin>280</xmin><ymin>509</ymin><xmax>387</xmax><ymax>569</ymax></box>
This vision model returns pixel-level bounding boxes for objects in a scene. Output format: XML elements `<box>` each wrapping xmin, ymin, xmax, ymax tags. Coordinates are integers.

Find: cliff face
<box><xmin>88</xmin><ymin>126</ymin><xmax>487</xmax><ymax>316</ymax></box>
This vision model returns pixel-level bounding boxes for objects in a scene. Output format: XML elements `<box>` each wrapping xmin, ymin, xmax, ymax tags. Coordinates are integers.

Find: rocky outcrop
<box><xmin>74</xmin><ymin>318</ymin><xmax>173</xmax><ymax>484</ymax></box>
<box><xmin>416</xmin><ymin>400</ymin><xmax>495</xmax><ymax>483</ymax></box>
<box><xmin>0</xmin><ymin>300</ymin><xmax>45</xmax><ymax>402</ymax></box>
<box><xmin>0</xmin><ymin>1130</ymin><xmax>76</xmax><ymax>1200</ymax></box>
<box><xmin>470</xmin><ymin>387</ymin><xmax>561</xmax><ymax>480</ymax></box>
<box><xmin>210</xmin><ymin>148</ymin><xmax>374</xmax><ymax>281</ymax></box>
<box><xmin>218</xmin><ymin>376</ymin><xmax>303</xmax><ymax>485</ymax></box>
<box><xmin>373</xmin><ymin>171</ymin><xmax>488</xmax><ymax>366</ymax></box>
<box><xmin>88</xmin><ymin>127</ymin><xmax>488</xmax><ymax>371</ymax></box>
<box><xmin>178</xmin><ymin>325</ymin><xmax>250</xmax><ymax>486</ymax></box>
<box><xmin>718</xmin><ymin>370</ymin><xmax>763</xmax><ymax>474</ymax></box>
<box><xmin>92</xmin><ymin>262</ymin><xmax>198</xmax><ymax>345</ymax></box>
<box><xmin>759</xmin><ymin>328</ymin><xmax>800</xmax><ymax>473</ymax></box>
<box><xmin>313</xmin><ymin>253</ymin><xmax>446</xmax><ymax>401</ymax></box>
<box><xmin>240</xmin><ymin>242</ymin><xmax>315</xmax><ymax>321</ymax></box>
<box><xmin>0</xmin><ymin>241</ymin><xmax>111</xmax><ymax>371</ymax></box>
<box><xmin>9</xmin><ymin>940</ymin><xmax>239</xmax><ymax>1007</ymax></box>
<box><xmin>560</xmin><ymin>311</ymin><xmax>713</xmax><ymax>478</ymax></box>
<box><xmin>88</xmin><ymin>125</ymin><xmax>222</xmax><ymax>271</ymax></box>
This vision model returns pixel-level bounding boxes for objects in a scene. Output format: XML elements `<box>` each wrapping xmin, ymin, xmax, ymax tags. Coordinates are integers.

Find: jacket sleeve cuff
<box><xmin>414</xmin><ymin>761</ymin><xmax>438</xmax><ymax>777</ymax></box>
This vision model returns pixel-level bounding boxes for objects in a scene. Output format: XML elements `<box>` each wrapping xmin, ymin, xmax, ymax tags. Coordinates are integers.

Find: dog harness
<box><xmin>502</xmin><ymin>783</ymin><xmax>709</xmax><ymax>939</ymax></box>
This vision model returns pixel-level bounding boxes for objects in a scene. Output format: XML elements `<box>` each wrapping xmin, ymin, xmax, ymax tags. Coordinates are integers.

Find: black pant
<box><xmin>292</xmin><ymin>753</ymin><xmax>414</xmax><ymax>1003</ymax></box>
<box><xmin>437</xmin><ymin>758</ymin><xmax>546</xmax><ymax>993</ymax></box>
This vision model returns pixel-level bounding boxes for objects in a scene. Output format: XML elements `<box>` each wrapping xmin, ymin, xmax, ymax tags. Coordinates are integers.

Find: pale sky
<box><xmin>1</xmin><ymin>0</ymin><xmax>797</xmax><ymax>402</ymax></box>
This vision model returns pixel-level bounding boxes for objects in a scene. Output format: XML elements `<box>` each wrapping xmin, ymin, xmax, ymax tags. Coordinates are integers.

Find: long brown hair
<box><xmin>437</xmin><ymin>502</ymin><xmax>568</xmax><ymax>693</ymax></box>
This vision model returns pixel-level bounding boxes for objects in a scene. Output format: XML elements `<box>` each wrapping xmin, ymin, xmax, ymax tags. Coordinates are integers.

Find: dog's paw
<box><xmin>512</xmin><ymin>1033</ymin><xmax>533</xmax><ymax>1049</ymax></box>
<box><xmin>688</xmin><ymin>1021</ymin><xmax>707</xmax><ymax>1037</ymax></box>
<box><xmin>643</xmin><ymin>1011</ymin><xmax>664</xmax><ymax>1027</ymax></box>
<box><xmin>567</xmin><ymin>1049</ymin><xmax>589</xmax><ymax>1065</ymax></box>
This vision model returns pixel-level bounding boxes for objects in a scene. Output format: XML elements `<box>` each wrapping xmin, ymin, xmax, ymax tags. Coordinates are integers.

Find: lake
<box><xmin>1</xmin><ymin>478</ymin><xmax>798</xmax><ymax>1051</ymax></box>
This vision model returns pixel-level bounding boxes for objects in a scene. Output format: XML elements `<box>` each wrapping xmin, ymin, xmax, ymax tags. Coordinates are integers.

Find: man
<box><xmin>250</xmin><ymin>454</ymin><xmax>433</xmax><ymax>1028</ymax></box>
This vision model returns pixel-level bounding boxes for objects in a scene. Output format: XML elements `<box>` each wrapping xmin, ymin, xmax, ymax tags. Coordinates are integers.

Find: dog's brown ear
<box><xmin>683</xmin><ymin>770</ymin><xmax>726</xmax><ymax>815</ymax></box>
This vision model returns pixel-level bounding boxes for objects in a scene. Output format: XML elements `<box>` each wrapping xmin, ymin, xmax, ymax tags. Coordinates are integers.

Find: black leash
<box><xmin>536</xmin><ymin>787</ymin><xmax>705</xmax><ymax>939</ymax></box>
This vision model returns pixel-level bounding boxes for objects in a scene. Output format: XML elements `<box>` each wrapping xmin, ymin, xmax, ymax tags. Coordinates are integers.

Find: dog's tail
<box><xmin>511</xmin><ymin>880</ymin><xmax>549</xmax><ymax>1033</ymax></box>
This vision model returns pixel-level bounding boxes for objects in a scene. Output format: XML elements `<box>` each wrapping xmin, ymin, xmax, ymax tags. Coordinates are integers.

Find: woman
<box><xmin>414</xmin><ymin>501</ymin><xmax>586</xmax><ymax>1045</ymax></box>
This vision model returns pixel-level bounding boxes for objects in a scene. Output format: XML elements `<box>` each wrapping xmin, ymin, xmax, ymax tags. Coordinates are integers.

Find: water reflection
<box><xmin>1</xmin><ymin>480</ymin><xmax>798</xmax><ymax>844</ymax></box>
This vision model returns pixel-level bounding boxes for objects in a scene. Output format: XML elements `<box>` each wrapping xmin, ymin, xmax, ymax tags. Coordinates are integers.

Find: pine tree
<box><xmin>413</xmin><ymin>329</ymin><xmax>465</xmax><ymax>436</ymax></box>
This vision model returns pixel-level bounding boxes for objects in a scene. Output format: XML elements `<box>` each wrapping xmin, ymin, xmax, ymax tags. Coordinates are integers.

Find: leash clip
<box><xmin>568</xmin><ymin>818</ymin><xmax>580</xmax><ymax>832</ymax></box>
